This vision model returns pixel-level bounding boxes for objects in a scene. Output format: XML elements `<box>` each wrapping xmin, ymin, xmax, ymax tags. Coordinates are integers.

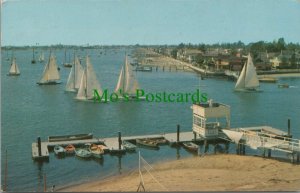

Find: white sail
<box><xmin>76</xmin><ymin>56</ymin><xmax>102</xmax><ymax>100</ymax></box>
<box><xmin>65</xmin><ymin>56</ymin><xmax>83</xmax><ymax>92</ymax></box>
<box><xmin>114</xmin><ymin>66</ymin><xmax>124</xmax><ymax>94</ymax></box>
<box><xmin>114</xmin><ymin>55</ymin><xmax>139</xmax><ymax>96</ymax></box>
<box><xmin>38</xmin><ymin>55</ymin><xmax>60</xmax><ymax>84</ymax></box>
<box><xmin>235</xmin><ymin>62</ymin><xmax>246</xmax><ymax>90</ymax></box>
<box><xmin>9</xmin><ymin>58</ymin><xmax>20</xmax><ymax>75</ymax></box>
<box><xmin>244</xmin><ymin>54</ymin><xmax>259</xmax><ymax>88</ymax></box>
<box><xmin>235</xmin><ymin>53</ymin><xmax>259</xmax><ymax>91</ymax></box>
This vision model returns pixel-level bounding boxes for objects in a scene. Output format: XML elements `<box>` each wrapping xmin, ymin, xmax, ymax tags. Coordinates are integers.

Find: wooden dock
<box><xmin>31</xmin><ymin>131</ymin><xmax>201</xmax><ymax>160</ymax></box>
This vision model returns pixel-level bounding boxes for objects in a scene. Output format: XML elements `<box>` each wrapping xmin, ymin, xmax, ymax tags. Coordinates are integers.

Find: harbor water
<box><xmin>1</xmin><ymin>48</ymin><xmax>300</xmax><ymax>191</ymax></box>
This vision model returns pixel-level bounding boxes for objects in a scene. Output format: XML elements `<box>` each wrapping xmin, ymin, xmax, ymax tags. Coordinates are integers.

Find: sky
<box><xmin>1</xmin><ymin>0</ymin><xmax>300</xmax><ymax>46</ymax></box>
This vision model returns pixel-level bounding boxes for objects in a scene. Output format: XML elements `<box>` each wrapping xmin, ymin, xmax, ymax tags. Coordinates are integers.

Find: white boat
<box><xmin>235</xmin><ymin>53</ymin><xmax>261</xmax><ymax>92</ymax></box>
<box><xmin>114</xmin><ymin>55</ymin><xmax>142</xmax><ymax>99</ymax></box>
<box><xmin>38</xmin><ymin>52</ymin><xmax>45</xmax><ymax>63</ymax></box>
<box><xmin>75</xmin><ymin>55</ymin><xmax>103</xmax><ymax>101</ymax></box>
<box><xmin>37</xmin><ymin>54</ymin><xmax>61</xmax><ymax>85</ymax></box>
<box><xmin>65</xmin><ymin>55</ymin><xmax>84</xmax><ymax>92</ymax></box>
<box><xmin>7</xmin><ymin>57</ymin><xmax>20</xmax><ymax>76</ymax></box>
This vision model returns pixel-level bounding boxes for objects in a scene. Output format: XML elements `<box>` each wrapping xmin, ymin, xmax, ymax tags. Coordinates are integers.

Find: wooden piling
<box><xmin>268</xmin><ymin>149</ymin><xmax>271</xmax><ymax>158</ymax></box>
<box><xmin>162</xmin><ymin>66</ymin><xmax>164</xmax><ymax>71</ymax></box>
<box><xmin>118</xmin><ymin>131</ymin><xmax>121</xmax><ymax>150</ymax></box>
<box><xmin>225</xmin><ymin>142</ymin><xmax>229</xmax><ymax>154</ymax></box>
<box><xmin>37</xmin><ymin>137</ymin><xmax>42</xmax><ymax>156</ymax></box>
<box><xmin>176</xmin><ymin>124</ymin><xmax>180</xmax><ymax>142</ymax></box>
<box><xmin>193</xmin><ymin>132</ymin><xmax>196</xmax><ymax>141</ymax></box>
<box><xmin>288</xmin><ymin>119</ymin><xmax>291</xmax><ymax>137</ymax></box>
<box><xmin>204</xmin><ymin>140</ymin><xmax>208</xmax><ymax>153</ymax></box>
<box><xmin>297</xmin><ymin>153</ymin><xmax>300</xmax><ymax>163</ymax></box>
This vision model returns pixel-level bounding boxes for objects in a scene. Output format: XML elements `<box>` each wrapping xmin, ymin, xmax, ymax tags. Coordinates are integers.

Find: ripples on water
<box><xmin>1</xmin><ymin>48</ymin><xmax>300</xmax><ymax>191</ymax></box>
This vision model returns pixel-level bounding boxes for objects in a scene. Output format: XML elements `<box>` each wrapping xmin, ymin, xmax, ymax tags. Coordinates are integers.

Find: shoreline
<box><xmin>59</xmin><ymin>154</ymin><xmax>300</xmax><ymax>192</ymax></box>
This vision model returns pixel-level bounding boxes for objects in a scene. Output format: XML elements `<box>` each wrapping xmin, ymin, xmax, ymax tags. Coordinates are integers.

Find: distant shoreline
<box><xmin>59</xmin><ymin>154</ymin><xmax>300</xmax><ymax>192</ymax></box>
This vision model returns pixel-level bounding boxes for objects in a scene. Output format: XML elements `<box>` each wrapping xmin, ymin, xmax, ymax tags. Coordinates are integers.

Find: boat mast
<box><xmin>85</xmin><ymin>57</ymin><xmax>88</xmax><ymax>98</ymax></box>
<box><xmin>64</xmin><ymin>49</ymin><xmax>66</xmax><ymax>64</ymax></box>
<box><xmin>73</xmin><ymin>50</ymin><xmax>76</xmax><ymax>89</ymax></box>
<box><xmin>122</xmin><ymin>54</ymin><xmax>126</xmax><ymax>92</ymax></box>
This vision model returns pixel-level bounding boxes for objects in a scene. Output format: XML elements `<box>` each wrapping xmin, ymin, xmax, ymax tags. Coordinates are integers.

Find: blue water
<box><xmin>1</xmin><ymin>48</ymin><xmax>300</xmax><ymax>191</ymax></box>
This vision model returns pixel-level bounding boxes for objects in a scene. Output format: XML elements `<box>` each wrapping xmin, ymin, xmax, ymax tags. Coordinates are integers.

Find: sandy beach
<box><xmin>60</xmin><ymin>154</ymin><xmax>300</xmax><ymax>192</ymax></box>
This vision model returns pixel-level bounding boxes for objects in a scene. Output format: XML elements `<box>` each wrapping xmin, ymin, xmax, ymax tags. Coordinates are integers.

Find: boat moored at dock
<box><xmin>136</xmin><ymin>138</ymin><xmax>159</xmax><ymax>149</ymax></box>
<box><xmin>48</xmin><ymin>133</ymin><xmax>93</xmax><ymax>142</ymax></box>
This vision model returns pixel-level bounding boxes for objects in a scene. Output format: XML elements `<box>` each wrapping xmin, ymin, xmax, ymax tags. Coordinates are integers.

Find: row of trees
<box><xmin>171</xmin><ymin>38</ymin><xmax>300</xmax><ymax>53</ymax></box>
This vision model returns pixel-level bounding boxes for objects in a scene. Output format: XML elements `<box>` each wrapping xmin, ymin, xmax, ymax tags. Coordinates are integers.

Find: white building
<box><xmin>192</xmin><ymin>100</ymin><xmax>230</xmax><ymax>138</ymax></box>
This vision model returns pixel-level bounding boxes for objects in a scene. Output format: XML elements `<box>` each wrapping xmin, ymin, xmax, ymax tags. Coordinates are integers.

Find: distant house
<box><xmin>269</xmin><ymin>57</ymin><xmax>281</xmax><ymax>69</ymax></box>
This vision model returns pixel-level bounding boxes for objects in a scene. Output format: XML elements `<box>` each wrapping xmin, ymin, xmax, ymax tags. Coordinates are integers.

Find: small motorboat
<box><xmin>64</xmin><ymin>144</ymin><xmax>75</xmax><ymax>154</ymax></box>
<box><xmin>122</xmin><ymin>140</ymin><xmax>136</xmax><ymax>151</ymax></box>
<box><xmin>75</xmin><ymin>148</ymin><xmax>92</xmax><ymax>158</ymax></box>
<box><xmin>136</xmin><ymin>138</ymin><xmax>159</xmax><ymax>149</ymax></box>
<box><xmin>182</xmin><ymin>142</ymin><xmax>199</xmax><ymax>152</ymax></box>
<box><xmin>278</xmin><ymin>83</ymin><xmax>289</xmax><ymax>88</ymax></box>
<box><xmin>54</xmin><ymin>145</ymin><xmax>65</xmax><ymax>155</ymax></box>
<box><xmin>89</xmin><ymin>144</ymin><xmax>104</xmax><ymax>159</ymax></box>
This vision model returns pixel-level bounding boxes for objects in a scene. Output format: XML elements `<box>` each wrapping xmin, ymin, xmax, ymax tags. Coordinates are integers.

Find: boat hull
<box><xmin>7</xmin><ymin>73</ymin><xmax>20</xmax><ymax>76</ymax></box>
<box><xmin>75</xmin><ymin>149</ymin><xmax>92</xmax><ymax>158</ymax></box>
<box><xmin>37</xmin><ymin>81</ymin><xmax>62</xmax><ymax>85</ymax></box>
<box><xmin>48</xmin><ymin>133</ymin><xmax>93</xmax><ymax>142</ymax></box>
<box><xmin>136</xmin><ymin>138</ymin><xmax>159</xmax><ymax>149</ymax></box>
<box><xmin>182</xmin><ymin>142</ymin><xmax>199</xmax><ymax>152</ymax></box>
<box><xmin>54</xmin><ymin>145</ymin><xmax>66</xmax><ymax>155</ymax></box>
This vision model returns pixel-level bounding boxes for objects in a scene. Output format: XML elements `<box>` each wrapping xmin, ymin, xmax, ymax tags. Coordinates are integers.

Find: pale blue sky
<box><xmin>1</xmin><ymin>0</ymin><xmax>300</xmax><ymax>46</ymax></box>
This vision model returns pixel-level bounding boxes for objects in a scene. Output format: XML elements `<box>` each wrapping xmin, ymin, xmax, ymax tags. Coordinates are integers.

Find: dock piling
<box><xmin>43</xmin><ymin>173</ymin><xmax>47</xmax><ymax>192</ymax></box>
<box><xmin>118</xmin><ymin>131</ymin><xmax>121</xmax><ymax>150</ymax></box>
<box><xmin>288</xmin><ymin>119</ymin><xmax>291</xmax><ymax>137</ymax></box>
<box><xmin>268</xmin><ymin>149</ymin><xmax>271</xmax><ymax>158</ymax></box>
<box><xmin>176</xmin><ymin>124</ymin><xmax>180</xmax><ymax>142</ymax></box>
<box><xmin>37</xmin><ymin>137</ymin><xmax>42</xmax><ymax>157</ymax></box>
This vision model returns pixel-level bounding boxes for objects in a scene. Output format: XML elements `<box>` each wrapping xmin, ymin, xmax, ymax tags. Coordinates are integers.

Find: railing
<box><xmin>238</xmin><ymin>129</ymin><xmax>300</xmax><ymax>153</ymax></box>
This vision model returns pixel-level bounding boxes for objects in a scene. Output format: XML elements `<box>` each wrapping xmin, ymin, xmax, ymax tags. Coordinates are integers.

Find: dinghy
<box><xmin>136</xmin><ymin>138</ymin><xmax>159</xmax><ymax>149</ymax></box>
<box><xmin>54</xmin><ymin>145</ymin><xmax>65</xmax><ymax>155</ymax></box>
<box><xmin>89</xmin><ymin>144</ymin><xmax>104</xmax><ymax>158</ymax></box>
<box><xmin>182</xmin><ymin>142</ymin><xmax>199</xmax><ymax>152</ymax></box>
<box><xmin>75</xmin><ymin>148</ymin><xmax>92</xmax><ymax>158</ymax></box>
<box><xmin>64</xmin><ymin>144</ymin><xmax>76</xmax><ymax>154</ymax></box>
<box><xmin>122</xmin><ymin>140</ymin><xmax>136</xmax><ymax>151</ymax></box>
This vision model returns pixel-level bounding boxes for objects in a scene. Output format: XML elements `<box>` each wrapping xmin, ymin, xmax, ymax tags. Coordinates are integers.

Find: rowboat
<box><xmin>89</xmin><ymin>144</ymin><xmax>104</xmax><ymax>159</ymax></box>
<box><xmin>155</xmin><ymin>138</ymin><xmax>168</xmax><ymax>145</ymax></box>
<box><xmin>54</xmin><ymin>145</ymin><xmax>65</xmax><ymax>155</ymax></box>
<box><xmin>182</xmin><ymin>142</ymin><xmax>199</xmax><ymax>152</ymax></box>
<box><xmin>136</xmin><ymin>138</ymin><xmax>159</xmax><ymax>149</ymax></box>
<box><xmin>122</xmin><ymin>140</ymin><xmax>136</xmax><ymax>151</ymax></box>
<box><xmin>98</xmin><ymin>145</ymin><xmax>109</xmax><ymax>153</ymax></box>
<box><xmin>64</xmin><ymin>144</ymin><xmax>75</xmax><ymax>154</ymax></box>
<box><xmin>75</xmin><ymin>148</ymin><xmax>92</xmax><ymax>158</ymax></box>
<box><xmin>48</xmin><ymin>133</ymin><xmax>93</xmax><ymax>142</ymax></box>
<box><xmin>258</xmin><ymin>77</ymin><xmax>277</xmax><ymax>83</ymax></box>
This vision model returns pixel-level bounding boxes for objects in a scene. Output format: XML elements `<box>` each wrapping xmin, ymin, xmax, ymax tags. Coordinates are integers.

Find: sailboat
<box><xmin>38</xmin><ymin>52</ymin><xmax>45</xmax><ymax>63</ymax></box>
<box><xmin>114</xmin><ymin>55</ymin><xmax>142</xmax><ymax>99</ymax></box>
<box><xmin>7</xmin><ymin>57</ymin><xmax>20</xmax><ymax>76</ymax></box>
<box><xmin>234</xmin><ymin>53</ymin><xmax>261</xmax><ymax>92</ymax></box>
<box><xmin>63</xmin><ymin>49</ymin><xmax>72</xmax><ymax>67</ymax></box>
<box><xmin>31</xmin><ymin>48</ymin><xmax>36</xmax><ymax>64</ymax></box>
<box><xmin>65</xmin><ymin>54</ymin><xmax>84</xmax><ymax>92</ymax></box>
<box><xmin>75</xmin><ymin>55</ymin><xmax>103</xmax><ymax>101</ymax></box>
<box><xmin>37</xmin><ymin>54</ymin><xmax>61</xmax><ymax>85</ymax></box>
